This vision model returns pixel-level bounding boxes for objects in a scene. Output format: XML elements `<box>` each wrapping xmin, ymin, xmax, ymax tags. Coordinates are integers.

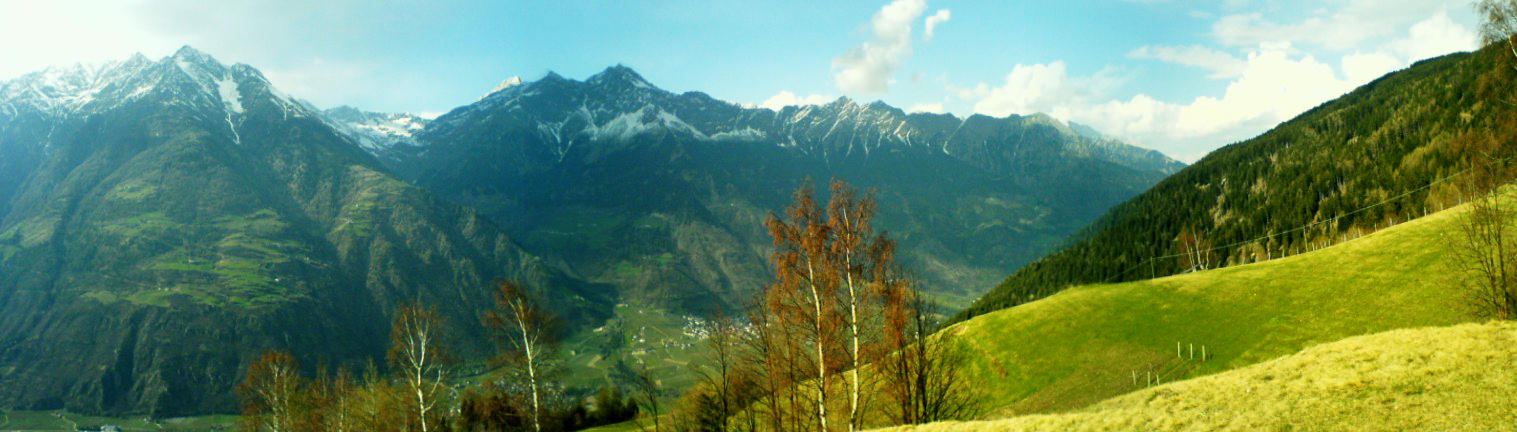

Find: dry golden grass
<box><xmin>878</xmin><ymin>321</ymin><xmax>1517</xmax><ymax>431</ymax></box>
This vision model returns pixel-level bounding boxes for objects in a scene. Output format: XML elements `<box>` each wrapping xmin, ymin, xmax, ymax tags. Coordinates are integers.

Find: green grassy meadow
<box><xmin>943</xmin><ymin>191</ymin><xmax>1479</xmax><ymax>418</ymax></box>
<box><xmin>0</xmin><ymin>409</ymin><xmax>238</xmax><ymax>431</ymax></box>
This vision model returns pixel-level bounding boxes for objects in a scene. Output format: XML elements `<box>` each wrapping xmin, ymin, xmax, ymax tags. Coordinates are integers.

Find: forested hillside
<box><xmin>959</xmin><ymin>45</ymin><xmax>1515</xmax><ymax>321</ymax></box>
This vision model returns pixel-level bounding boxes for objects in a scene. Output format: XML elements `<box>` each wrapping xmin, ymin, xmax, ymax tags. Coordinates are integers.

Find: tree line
<box><xmin>237</xmin><ymin>280</ymin><xmax>637</xmax><ymax>432</ymax></box>
<box><xmin>238</xmin><ymin>179</ymin><xmax>978</xmax><ymax>431</ymax></box>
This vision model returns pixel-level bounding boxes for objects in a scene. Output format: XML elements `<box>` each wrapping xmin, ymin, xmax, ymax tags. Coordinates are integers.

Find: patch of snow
<box><xmin>127</xmin><ymin>83</ymin><xmax>156</xmax><ymax>99</ymax></box>
<box><xmin>656</xmin><ymin>109</ymin><xmax>707</xmax><ymax>140</ymax></box>
<box><xmin>216</xmin><ymin>76</ymin><xmax>243</xmax><ymax>113</ymax></box>
<box><xmin>323</xmin><ymin>107</ymin><xmax>431</xmax><ymax>153</ymax></box>
<box><xmin>586</xmin><ymin>107</ymin><xmax>653</xmax><ymax>141</ymax></box>
<box><xmin>480</xmin><ymin>76</ymin><xmax>524</xmax><ymax>101</ymax></box>
<box><xmin>0</xmin><ymin>57</ymin><xmax>154</xmax><ymax>113</ymax></box>
<box><xmin>583</xmin><ymin>105</ymin><xmax>708</xmax><ymax>141</ymax></box>
<box><xmin>174</xmin><ymin>57</ymin><xmax>215</xmax><ymax>95</ymax></box>
<box><xmin>709</xmin><ymin>127</ymin><xmax>767</xmax><ymax>142</ymax></box>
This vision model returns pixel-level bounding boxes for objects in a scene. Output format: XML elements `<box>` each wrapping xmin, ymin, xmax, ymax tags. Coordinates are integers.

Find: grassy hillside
<box><xmin>959</xmin><ymin>44</ymin><xmax>1517</xmax><ymax>322</ymax></box>
<box><xmin>940</xmin><ymin>192</ymin><xmax>1480</xmax><ymax>417</ymax></box>
<box><xmin>882</xmin><ymin>321</ymin><xmax>1517</xmax><ymax>431</ymax></box>
<box><xmin>0</xmin><ymin>409</ymin><xmax>238</xmax><ymax>431</ymax></box>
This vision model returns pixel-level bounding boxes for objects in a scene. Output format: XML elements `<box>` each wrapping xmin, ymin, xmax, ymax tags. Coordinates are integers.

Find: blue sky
<box><xmin>0</xmin><ymin>0</ymin><xmax>1481</xmax><ymax>161</ymax></box>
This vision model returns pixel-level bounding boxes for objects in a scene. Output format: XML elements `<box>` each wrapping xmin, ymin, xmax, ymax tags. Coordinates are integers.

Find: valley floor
<box><xmin>0</xmin><ymin>410</ymin><xmax>237</xmax><ymax>431</ymax></box>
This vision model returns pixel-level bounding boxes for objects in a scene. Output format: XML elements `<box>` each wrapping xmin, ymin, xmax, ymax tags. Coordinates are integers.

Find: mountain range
<box><xmin>388</xmin><ymin>64</ymin><xmax>1183</xmax><ymax>312</ymax></box>
<box><xmin>0</xmin><ymin>47</ymin><xmax>608</xmax><ymax>414</ymax></box>
<box><xmin>0</xmin><ymin>47</ymin><xmax>1179</xmax><ymax>414</ymax></box>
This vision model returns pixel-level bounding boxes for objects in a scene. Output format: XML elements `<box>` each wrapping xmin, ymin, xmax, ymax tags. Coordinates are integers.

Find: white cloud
<box><xmin>1168</xmin><ymin>44</ymin><xmax>1350</xmax><ymax>138</ymax></box>
<box><xmin>908</xmin><ymin>102</ymin><xmax>946</xmax><ymax>113</ymax></box>
<box><xmin>1127</xmin><ymin>45</ymin><xmax>1245</xmax><ymax>79</ymax></box>
<box><xmin>963</xmin><ymin>4</ymin><xmax>1479</xmax><ymax>162</ymax></box>
<box><xmin>972</xmin><ymin>62</ymin><xmax>1074</xmax><ymax>117</ymax></box>
<box><xmin>759</xmin><ymin>90</ymin><xmax>832</xmax><ymax>111</ymax></box>
<box><xmin>832</xmin><ymin>0</ymin><xmax>927</xmax><ymax>94</ymax></box>
<box><xmin>969</xmin><ymin>43</ymin><xmax>1357</xmax><ymax>162</ymax></box>
<box><xmin>1392</xmin><ymin>10</ymin><xmax>1479</xmax><ymax>62</ymax></box>
<box><xmin>1211</xmin><ymin>0</ymin><xmax>1467</xmax><ymax>51</ymax></box>
<box><xmin>924</xmin><ymin>9</ymin><xmax>951</xmax><ymax>42</ymax></box>
<box><xmin>1338</xmin><ymin>11</ymin><xmax>1476</xmax><ymax>87</ymax></box>
<box><xmin>970</xmin><ymin>62</ymin><xmax>1125</xmax><ymax>118</ymax></box>
<box><xmin>0</xmin><ymin>1</ymin><xmax>176</xmax><ymax>80</ymax></box>
<box><xmin>1340</xmin><ymin>52</ymin><xmax>1402</xmax><ymax>84</ymax></box>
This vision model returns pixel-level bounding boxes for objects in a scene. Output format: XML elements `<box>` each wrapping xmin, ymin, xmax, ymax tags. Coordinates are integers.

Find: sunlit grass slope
<box><xmin>0</xmin><ymin>409</ymin><xmax>238</xmax><ymax>431</ymax></box>
<box><xmin>883</xmin><ymin>321</ymin><xmax>1517</xmax><ymax>431</ymax></box>
<box><xmin>944</xmin><ymin>196</ymin><xmax>1478</xmax><ymax>417</ymax></box>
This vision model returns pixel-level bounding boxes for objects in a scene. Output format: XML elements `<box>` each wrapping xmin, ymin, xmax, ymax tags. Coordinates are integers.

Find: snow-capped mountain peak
<box><xmin>0</xmin><ymin>54</ymin><xmax>153</xmax><ymax>114</ymax></box>
<box><xmin>322</xmin><ymin>106</ymin><xmax>430</xmax><ymax>154</ymax></box>
<box><xmin>479</xmin><ymin>76</ymin><xmax>524</xmax><ymax>101</ymax></box>
<box><xmin>1</xmin><ymin>46</ymin><xmax>319</xmax><ymax>150</ymax></box>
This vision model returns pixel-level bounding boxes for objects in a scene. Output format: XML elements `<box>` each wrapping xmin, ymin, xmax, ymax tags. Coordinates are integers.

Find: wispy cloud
<box><xmin>964</xmin><ymin>3</ymin><xmax>1478</xmax><ymax>161</ymax></box>
<box><xmin>924</xmin><ymin>9</ymin><xmax>951</xmax><ymax>42</ymax></box>
<box><xmin>832</xmin><ymin>0</ymin><xmax>928</xmax><ymax>95</ymax></box>
<box><xmin>759</xmin><ymin>90</ymin><xmax>833</xmax><ymax>111</ymax></box>
<box><xmin>1209</xmin><ymin>0</ymin><xmax>1458</xmax><ymax>51</ymax></box>
<box><xmin>1127</xmin><ymin>45</ymin><xmax>1245</xmax><ymax>79</ymax></box>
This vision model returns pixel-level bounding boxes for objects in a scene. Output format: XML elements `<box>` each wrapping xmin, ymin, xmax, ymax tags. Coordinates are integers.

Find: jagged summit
<box><xmin>586</xmin><ymin>64</ymin><xmax>654</xmax><ymax>89</ymax></box>
<box><xmin>0</xmin><ymin>46</ymin><xmax>306</xmax><ymax>122</ymax></box>
<box><xmin>171</xmin><ymin>44</ymin><xmax>215</xmax><ymax>63</ymax></box>
<box><xmin>429</xmin><ymin>63</ymin><xmax>1182</xmax><ymax>176</ymax></box>
<box><xmin>0</xmin><ymin>55</ymin><xmax>154</xmax><ymax>114</ymax></box>
<box><xmin>479</xmin><ymin>76</ymin><xmax>524</xmax><ymax>100</ymax></box>
<box><xmin>322</xmin><ymin>105</ymin><xmax>430</xmax><ymax>154</ymax></box>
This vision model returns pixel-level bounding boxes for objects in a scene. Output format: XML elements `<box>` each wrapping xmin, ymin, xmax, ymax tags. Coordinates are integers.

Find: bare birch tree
<box><xmin>826</xmin><ymin>180</ymin><xmax>879</xmax><ymax>432</ymax></box>
<box><xmin>388</xmin><ymin>303</ymin><xmax>452</xmax><ymax>432</ymax></box>
<box><xmin>880</xmin><ymin>279</ymin><xmax>980</xmax><ymax>424</ymax></box>
<box><xmin>695</xmin><ymin>309</ymin><xmax>741</xmax><ymax>432</ymax></box>
<box><xmin>238</xmin><ymin>351</ymin><xmax>302</xmax><ymax>432</ymax></box>
<box><xmin>1450</xmin><ymin>149</ymin><xmax>1517</xmax><ymax>319</ymax></box>
<box><xmin>483</xmin><ymin>281</ymin><xmax>556</xmax><ymax>432</ymax></box>
<box><xmin>766</xmin><ymin>181</ymin><xmax>839</xmax><ymax>431</ymax></box>
<box><xmin>1480</xmin><ymin>0</ymin><xmax>1517</xmax><ymax>64</ymax></box>
<box><xmin>754</xmin><ymin>179</ymin><xmax>906</xmax><ymax>431</ymax></box>
<box><xmin>630</xmin><ymin>360</ymin><xmax>664</xmax><ymax>432</ymax></box>
<box><xmin>1177</xmin><ymin>227</ymin><xmax>1215</xmax><ymax>272</ymax></box>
